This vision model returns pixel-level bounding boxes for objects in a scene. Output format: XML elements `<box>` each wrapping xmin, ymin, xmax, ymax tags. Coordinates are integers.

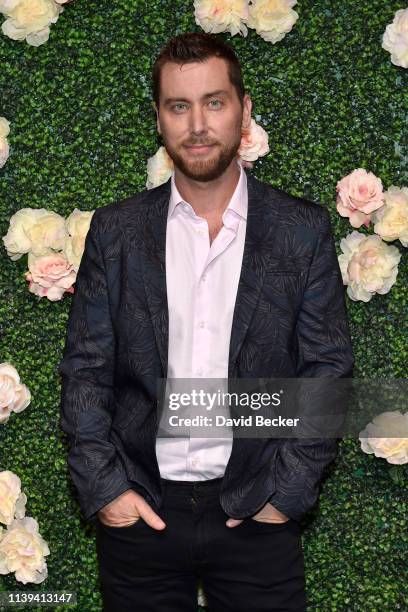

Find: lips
<box><xmin>185</xmin><ymin>144</ymin><xmax>215</xmax><ymax>152</ymax></box>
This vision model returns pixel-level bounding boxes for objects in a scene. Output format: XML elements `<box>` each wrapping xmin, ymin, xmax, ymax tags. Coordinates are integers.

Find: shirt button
<box><xmin>191</xmin><ymin>458</ymin><xmax>199</xmax><ymax>467</ymax></box>
<box><xmin>198</xmin><ymin>321</ymin><xmax>205</xmax><ymax>328</ymax></box>
<box><xmin>196</xmin><ymin>368</ymin><xmax>204</xmax><ymax>376</ymax></box>
<box><xmin>201</xmin><ymin>275</ymin><xmax>207</xmax><ymax>282</ymax></box>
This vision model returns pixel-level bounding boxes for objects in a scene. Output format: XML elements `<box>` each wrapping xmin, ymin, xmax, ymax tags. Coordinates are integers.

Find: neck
<box><xmin>174</xmin><ymin>160</ymin><xmax>241</xmax><ymax>217</ymax></box>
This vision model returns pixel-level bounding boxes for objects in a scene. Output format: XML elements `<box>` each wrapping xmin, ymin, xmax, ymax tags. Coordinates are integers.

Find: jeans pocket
<box><xmin>98</xmin><ymin>516</ymin><xmax>142</xmax><ymax>530</ymax></box>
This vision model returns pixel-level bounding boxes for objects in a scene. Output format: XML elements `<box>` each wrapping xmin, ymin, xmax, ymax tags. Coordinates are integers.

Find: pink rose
<box><xmin>24</xmin><ymin>253</ymin><xmax>76</xmax><ymax>302</ymax></box>
<box><xmin>336</xmin><ymin>168</ymin><xmax>385</xmax><ymax>228</ymax></box>
<box><xmin>238</xmin><ymin>118</ymin><xmax>270</xmax><ymax>163</ymax></box>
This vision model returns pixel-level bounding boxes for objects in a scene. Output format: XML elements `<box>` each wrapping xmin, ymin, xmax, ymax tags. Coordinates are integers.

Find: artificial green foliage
<box><xmin>0</xmin><ymin>0</ymin><xmax>406</xmax><ymax>610</ymax></box>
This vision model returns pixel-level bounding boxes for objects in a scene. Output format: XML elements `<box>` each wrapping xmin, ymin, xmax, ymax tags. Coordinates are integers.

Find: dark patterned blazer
<box><xmin>58</xmin><ymin>168</ymin><xmax>355</xmax><ymax>525</ymax></box>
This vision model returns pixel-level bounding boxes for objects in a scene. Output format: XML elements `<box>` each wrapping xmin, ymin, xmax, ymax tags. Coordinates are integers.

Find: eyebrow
<box><xmin>163</xmin><ymin>90</ymin><xmax>229</xmax><ymax>106</ymax></box>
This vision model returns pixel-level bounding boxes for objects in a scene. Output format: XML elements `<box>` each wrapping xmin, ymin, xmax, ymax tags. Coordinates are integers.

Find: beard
<box><xmin>160</xmin><ymin>127</ymin><xmax>242</xmax><ymax>182</ymax></box>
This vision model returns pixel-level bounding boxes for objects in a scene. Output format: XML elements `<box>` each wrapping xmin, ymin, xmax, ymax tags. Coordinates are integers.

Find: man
<box><xmin>59</xmin><ymin>32</ymin><xmax>354</xmax><ymax>611</ymax></box>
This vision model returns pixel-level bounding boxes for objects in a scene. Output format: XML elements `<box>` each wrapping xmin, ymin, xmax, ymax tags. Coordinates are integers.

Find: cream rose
<box><xmin>0</xmin><ymin>116</ymin><xmax>10</xmax><ymax>138</ymax></box>
<box><xmin>194</xmin><ymin>0</ymin><xmax>249</xmax><ymax>37</ymax></box>
<box><xmin>0</xmin><ymin>516</ymin><xmax>50</xmax><ymax>584</ymax></box>
<box><xmin>63</xmin><ymin>208</ymin><xmax>94</xmax><ymax>271</ymax></box>
<box><xmin>372</xmin><ymin>186</ymin><xmax>408</xmax><ymax>247</ymax></box>
<box><xmin>247</xmin><ymin>0</ymin><xmax>299</xmax><ymax>44</ymax></box>
<box><xmin>146</xmin><ymin>146</ymin><xmax>174</xmax><ymax>189</ymax></box>
<box><xmin>0</xmin><ymin>0</ymin><xmax>63</xmax><ymax>47</ymax></box>
<box><xmin>359</xmin><ymin>411</ymin><xmax>408</xmax><ymax>465</ymax></box>
<box><xmin>0</xmin><ymin>136</ymin><xmax>9</xmax><ymax>168</ymax></box>
<box><xmin>338</xmin><ymin>231</ymin><xmax>401</xmax><ymax>302</ymax></box>
<box><xmin>0</xmin><ymin>471</ymin><xmax>27</xmax><ymax>525</ymax></box>
<box><xmin>382</xmin><ymin>8</ymin><xmax>408</xmax><ymax>69</ymax></box>
<box><xmin>25</xmin><ymin>252</ymin><xmax>76</xmax><ymax>301</ymax></box>
<box><xmin>0</xmin><ymin>362</ymin><xmax>31</xmax><ymax>425</ymax></box>
<box><xmin>0</xmin><ymin>116</ymin><xmax>10</xmax><ymax>168</ymax></box>
<box><xmin>336</xmin><ymin>168</ymin><xmax>385</xmax><ymax>228</ymax></box>
<box><xmin>2</xmin><ymin>208</ymin><xmax>67</xmax><ymax>260</ymax></box>
<box><xmin>238</xmin><ymin>118</ymin><xmax>270</xmax><ymax>162</ymax></box>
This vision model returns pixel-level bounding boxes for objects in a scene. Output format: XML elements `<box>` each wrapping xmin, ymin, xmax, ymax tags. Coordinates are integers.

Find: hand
<box><xmin>226</xmin><ymin>502</ymin><xmax>289</xmax><ymax>528</ymax></box>
<box><xmin>97</xmin><ymin>489</ymin><xmax>166</xmax><ymax>530</ymax></box>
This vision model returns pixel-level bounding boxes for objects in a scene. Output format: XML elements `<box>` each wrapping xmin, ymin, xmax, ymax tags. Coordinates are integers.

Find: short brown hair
<box><xmin>152</xmin><ymin>32</ymin><xmax>245</xmax><ymax>109</ymax></box>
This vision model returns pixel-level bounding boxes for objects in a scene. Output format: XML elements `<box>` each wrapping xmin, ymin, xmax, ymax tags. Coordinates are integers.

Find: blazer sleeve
<box><xmin>58</xmin><ymin>210</ymin><xmax>132</xmax><ymax>524</ymax></box>
<box><xmin>267</xmin><ymin>207</ymin><xmax>355</xmax><ymax>522</ymax></box>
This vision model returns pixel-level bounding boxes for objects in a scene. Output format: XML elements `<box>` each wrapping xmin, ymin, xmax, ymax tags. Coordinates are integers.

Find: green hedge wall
<box><xmin>0</xmin><ymin>0</ymin><xmax>406</xmax><ymax>610</ymax></box>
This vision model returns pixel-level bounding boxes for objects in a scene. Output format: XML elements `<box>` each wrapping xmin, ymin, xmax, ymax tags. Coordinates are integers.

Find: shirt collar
<box><xmin>168</xmin><ymin>159</ymin><xmax>248</xmax><ymax>223</ymax></box>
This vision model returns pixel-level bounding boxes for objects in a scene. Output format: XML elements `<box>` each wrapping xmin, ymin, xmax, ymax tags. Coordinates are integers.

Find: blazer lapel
<box><xmin>227</xmin><ymin>172</ymin><xmax>273</xmax><ymax>377</ymax></box>
<box><xmin>141</xmin><ymin>171</ymin><xmax>274</xmax><ymax>379</ymax></box>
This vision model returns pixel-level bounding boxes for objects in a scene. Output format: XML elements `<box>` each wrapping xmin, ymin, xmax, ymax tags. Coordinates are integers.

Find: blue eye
<box><xmin>173</xmin><ymin>103</ymin><xmax>187</xmax><ymax>112</ymax></box>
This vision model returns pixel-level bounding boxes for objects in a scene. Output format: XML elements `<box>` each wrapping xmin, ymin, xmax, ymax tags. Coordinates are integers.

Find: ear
<box><xmin>152</xmin><ymin>101</ymin><xmax>161</xmax><ymax>135</ymax></box>
<box><xmin>242</xmin><ymin>94</ymin><xmax>252</xmax><ymax>130</ymax></box>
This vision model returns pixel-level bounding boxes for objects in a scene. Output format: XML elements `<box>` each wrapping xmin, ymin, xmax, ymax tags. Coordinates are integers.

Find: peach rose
<box><xmin>146</xmin><ymin>146</ymin><xmax>174</xmax><ymax>189</ymax></box>
<box><xmin>336</xmin><ymin>168</ymin><xmax>385</xmax><ymax>228</ymax></box>
<box><xmin>372</xmin><ymin>186</ymin><xmax>408</xmax><ymax>247</ymax></box>
<box><xmin>194</xmin><ymin>0</ymin><xmax>249</xmax><ymax>37</ymax></box>
<box><xmin>382</xmin><ymin>8</ymin><xmax>408</xmax><ymax>69</ymax></box>
<box><xmin>0</xmin><ymin>516</ymin><xmax>50</xmax><ymax>584</ymax></box>
<box><xmin>0</xmin><ymin>362</ymin><xmax>31</xmax><ymax>425</ymax></box>
<box><xmin>0</xmin><ymin>471</ymin><xmax>27</xmax><ymax>525</ymax></box>
<box><xmin>63</xmin><ymin>208</ymin><xmax>94</xmax><ymax>271</ymax></box>
<box><xmin>238</xmin><ymin>117</ymin><xmax>270</xmax><ymax>162</ymax></box>
<box><xmin>25</xmin><ymin>252</ymin><xmax>76</xmax><ymax>301</ymax></box>
<box><xmin>0</xmin><ymin>0</ymin><xmax>63</xmax><ymax>47</ymax></box>
<box><xmin>359</xmin><ymin>411</ymin><xmax>408</xmax><ymax>465</ymax></box>
<box><xmin>338</xmin><ymin>231</ymin><xmax>401</xmax><ymax>302</ymax></box>
<box><xmin>247</xmin><ymin>0</ymin><xmax>299</xmax><ymax>44</ymax></box>
<box><xmin>2</xmin><ymin>208</ymin><xmax>67</xmax><ymax>260</ymax></box>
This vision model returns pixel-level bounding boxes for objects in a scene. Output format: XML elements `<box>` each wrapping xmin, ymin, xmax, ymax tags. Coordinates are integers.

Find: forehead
<box><xmin>159</xmin><ymin>57</ymin><xmax>233</xmax><ymax>98</ymax></box>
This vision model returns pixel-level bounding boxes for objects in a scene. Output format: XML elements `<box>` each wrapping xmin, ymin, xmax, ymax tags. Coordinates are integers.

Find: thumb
<box><xmin>226</xmin><ymin>518</ymin><xmax>244</xmax><ymax>528</ymax></box>
<box><xmin>136</xmin><ymin>498</ymin><xmax>166</xmax><ymax>530</ymax></box>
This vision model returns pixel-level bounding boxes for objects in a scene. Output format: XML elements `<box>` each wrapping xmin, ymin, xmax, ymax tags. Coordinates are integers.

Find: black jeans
<box><xmin>95</xmin><ymin>477</ymin><xmax>307</xmax><ymax>611</ymax></box>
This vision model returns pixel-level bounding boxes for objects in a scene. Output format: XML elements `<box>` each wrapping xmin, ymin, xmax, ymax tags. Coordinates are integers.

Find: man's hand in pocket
<box><xmin>97</xmin><ymin>489</ymin><xmax>166</xmax><ymax>530</ymax></box>
<box><xmin>226</xmin><ymin>502</ymin><xmax>290</xmax><ymax>528</ymax></box>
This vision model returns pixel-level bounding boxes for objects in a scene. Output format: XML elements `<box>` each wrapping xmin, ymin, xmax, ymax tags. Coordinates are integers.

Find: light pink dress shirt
<box><xmin>155</xmin><ymin>160</ymin><xmax>248</xmax><ymax>480</ymax></box>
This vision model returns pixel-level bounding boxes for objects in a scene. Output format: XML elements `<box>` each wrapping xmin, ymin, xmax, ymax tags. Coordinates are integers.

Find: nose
<box><xmin>190</xmin><ymin>104</ymin><xmax>207</xmax><ymax>137</ymax></box>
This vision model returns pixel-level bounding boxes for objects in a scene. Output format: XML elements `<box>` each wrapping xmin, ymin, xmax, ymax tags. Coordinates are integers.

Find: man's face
<box><xmin>155</xmin><ymin>56</ymin><xmax>252</xmax><ymax>182</ymax></box>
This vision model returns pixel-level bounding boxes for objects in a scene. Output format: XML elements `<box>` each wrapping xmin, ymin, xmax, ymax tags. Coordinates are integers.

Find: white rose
<box><xmin>63</xmin><ymin>209</ymin><xmax>94</xmax><ymax>271</ymax></box>
<box><xmin>146</xmin><ymin>146</ymin><xmax>174</xmax><ymax>189</ymax></box>
<box><xmin>338</xmin><ymin>231</ymin><xmax>401</xmax><ymax>302</ymax></box>
<box><xmin>2</xmin><ymin>208</ymin><xmax>67</xmax><ymax>260</ymax></box>
<box><xmin>247</xmin><ymin>0</ymin><xmax>299</xmax><ymax>44</ymax></box>
<box><xmin>0</xmin><ymin>516</ymin><xmax>50</xmax><ymax>583</ymax></box>
<box><xmin>194</xmin><ymin>0</ymin><xmax>249</xmax><ymax>37</ymax></box>
<box><xmin>0</xmin><ymin>0</ymin><xmax>63</xmax><ymax>47</ymax></box>
<box><xmin>3</xmin><ymin>208</ymin><xmax>67</xmax><ymax>260</ymax></box>
<box><xmin>372</xmin><ymin>186</ymin><xmax>408</xmax><ymax>247</ymax></box>
<box><xmin>0</xmin><ymin>362</ymin><xmax>31</xmax><ymax>425</ymax></box>
<box><xmin>0</xmin><ymin>471</ymin><xmax>27</xmax><ymax>525</ymax></box>
<box><xmin>382</xmin><ymin>8</ymin><xmax>408</xmax><ymax>69</ymax></box>
<box><xmin>238</xmin><ymin>118</ymin><xmax>270</xmax><ymax>162</ymax></box>
<box><xmin>359</xmin><ymin>411</ymin><xmax>408</xmax><ymax>465</ymax></box>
